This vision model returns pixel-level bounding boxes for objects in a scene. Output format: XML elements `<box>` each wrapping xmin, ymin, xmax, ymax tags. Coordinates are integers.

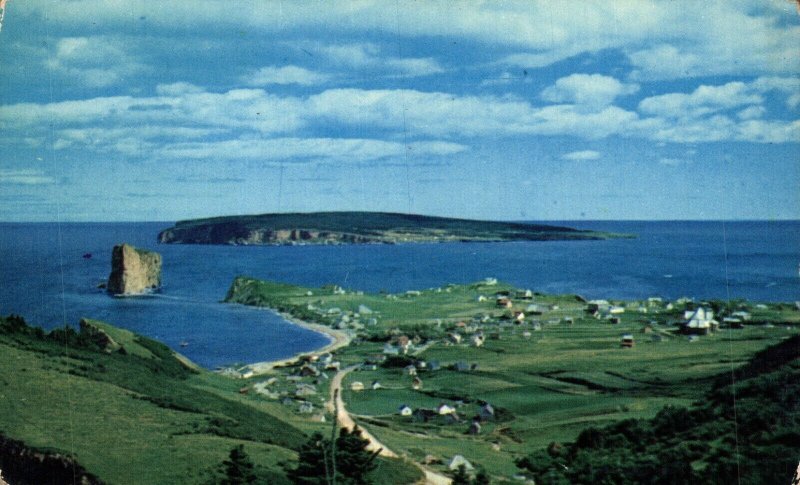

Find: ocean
<box><xmin>1</xmin><ymin>220</ymin><xmax>797</xmax><ymax>368</ymax></box>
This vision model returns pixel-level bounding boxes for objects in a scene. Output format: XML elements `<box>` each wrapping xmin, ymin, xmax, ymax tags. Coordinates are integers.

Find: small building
<box><xmin>609</xmin><ymin>306</ymin><xmax>625</xmax><ymax>314</ymax></box>
<box><xmin>299</xmin><ymin>365</ymin><xmax>320</xmax><ymax>377</ymax></box>
<box><xmin>298</xmin><ymin>401</ymin><xmax>314</xmax><ymax>414</ymax></box>
<box><xmin>470</xmin><ymin>334</ymin><xmax>485</xmax><ymax>347</ymax></box>
<box><xmin>448</xmin><ymin>332</ymin><xmax>463</xmax><ymax>344</ymax></box>
<box><xmin>514</xmin><ymin>311</ymin><xmax>526</xmax><ymax>323</ymax></box>
<box><xmin>350</xmin><ymin>381</ymin><xmax>365</xmax><ymax>392</ymax></box>
<box><xmin>479</xmin><ymin>403</ymin><xmax>495</xmax><ymax>421</ymax></box>
<box><xmin>404</xmin><ymin>364</ymin><xmax>417</xmax><ymax>376</ymax></box>
<box><xmin>454</xmin><ymin>361</ymin><xmax>470</xmax><ymax>372</ymax></box>
<box><xmin>398</xmin><ymin>404</ymin><xmax>413</xmax><ymax>416</ymax></box>
<box><xmin>396</xmin><ymin>335</ymin><xmax>412</xmax><ymax>354</ymax></box>
<box><xmin>428</xmin><ymin>360</ymin><xmax>441</xmax><ymax>371</ymax></box>
<box><xmin>526</xmin><ymin>304</ymin><xmax>544</xmax><ymax>315</ymax></box>
<box><xmin>448</xmin><ymin>455</ymin><xmax>474</xmax><ymax>472</ymax></box>
<box><xmin>437</xmin><ymin>403</ymin><xmax>456</xmax><ymax>415</ymax></box>
<box><xmin>682</xmin><ymin>307</ymin><xmax>719</xmax><ymax>335</ymax></box>
<box><xmin>477</xmin><ymin>295</ymin><xmax>487</xmax><ymax>302</ymax></box>
<box><xmin>412</xmin><ymin>408</ymin><xmax>438</xmax><ymax>423</ymax></box>
<box><xmin>412</xmin><ymin>377</ymin><xmax>423</xmax><ymax>390</ymax></box>
<box><xmin>496</xmin><ymin>297</ymin><xmax>512</xmax><ymax>308</ymax></box>
<box><xmin>371</xmin><ymin>380</ymin><xmax>382</xmax><ymax>390</ymax></box>
<box><xmin>358</xmin><ymin>304</ymin><xmax>373</xmax><ymax>315</ymax></box>
<box><xmin>382</xmin><ymin>343</ymin><xmax>400</xmax><ymax>355</ymax></box>
<box><xmin>563</xmin><ymin>316</ymin><xmax>574</xmax><ymax>325</ymax></box>
<box><xmin>469</xmin><ymin>420</ymin><xmax>482</xmax><ymax>435</ymax></box>
<box><xmin>620</xmin><ymin>334</ymin><xmax>635</xmax><ymax>348</ymax></box>
<box><xmin>522</xmin><ymin>331</ymin><xmax>532</xmax><ymax>339</ymax></box>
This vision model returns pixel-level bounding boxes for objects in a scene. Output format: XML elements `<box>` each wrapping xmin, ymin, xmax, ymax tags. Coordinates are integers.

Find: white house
<box><xmin>683</xmin><ymin>308</ymin><xmax>718</xmax><ymax>335</ymax></box>
<box><xmin>350</xmin><ymin>381</ymin><xmax>365</xmax><ymax>392</ymax></box>
<box><xmin>448</xmin><ymin>455</ymin><xmax>474</xmax><ymax>471</ymax></box>
<box><xmin>437</xmin><ymin>403</ymin><xmax>456</xmax><ymax>415</ymax></box>
<box><xmin>398</xmin><ymin>404</ymin><xmax>413</xmax><ymax>416</ymax></box>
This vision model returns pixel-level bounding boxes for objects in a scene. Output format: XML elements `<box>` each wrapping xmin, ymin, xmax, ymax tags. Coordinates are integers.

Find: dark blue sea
<box><xmin>1</xmin><ymin>221</ymin><xmax>798</xmax><ymax>368</ymax></box>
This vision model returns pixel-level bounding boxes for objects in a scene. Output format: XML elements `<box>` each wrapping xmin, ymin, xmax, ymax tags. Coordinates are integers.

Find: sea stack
<box><xmin>107</xmin><ymin>243</ymin><xmax>162</xmax><ymax>295</ymax></box>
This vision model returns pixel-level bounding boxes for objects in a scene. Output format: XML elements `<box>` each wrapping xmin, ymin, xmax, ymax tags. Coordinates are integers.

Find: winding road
<box><xmin>328</xmin><ymin>366</ymin><xmax>451</xmax><ymax>485</ymax></box>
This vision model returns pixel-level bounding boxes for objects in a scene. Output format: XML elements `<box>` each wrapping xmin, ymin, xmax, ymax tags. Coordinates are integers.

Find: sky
<box><xmin>0</xmin><ymin>1</ymin><xmax>798</xmax><ymax>222</ymax></box>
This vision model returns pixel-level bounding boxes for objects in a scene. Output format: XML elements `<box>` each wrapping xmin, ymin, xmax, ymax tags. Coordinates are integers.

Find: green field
<box><xmin>226</xmin><ymin>276</ymin><xmax>799</xmax><ymax>481</ymax></box>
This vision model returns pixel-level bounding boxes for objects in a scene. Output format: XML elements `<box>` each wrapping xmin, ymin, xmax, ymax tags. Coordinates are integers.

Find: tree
<box><xmin>473</xmin><ymin>468</ymin><xmax>491</xmax><ymax>485</ymax></box>
<box><xmin>220</xmin><ymin>445</ymin><xmax>256</xmax><ymax>485</ymax></box>
<box><xmin>287</xmin><ymin>427</ymin><xmax>379</xmax><ymax>485</ymax></box>
<box><xmin>335</xmin><ymin>426</ymin><xmax>379</xmax><ymax>485</ymax></box>
<box><xmin>451</xmin><ymin>464</ymin><xmax>470</xmax><ymax>485</ymax></box>
<box><xmin>286</xmin><ymin>433</ymin><xmax>331</xmax><ymax>485</ymax></box>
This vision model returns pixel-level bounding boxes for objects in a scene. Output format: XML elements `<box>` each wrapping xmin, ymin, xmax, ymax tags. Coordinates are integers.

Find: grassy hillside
<box><xmin>158</xmin><ymin>211</ymin><xmax>627</xmax><ymax>245</ymax></box>
<box><xmin>0</xmin><ymin>315</ymin><xmax>420</xmax><ymax>484</ymax></box>
<box><xmin>516</xmin><ymin>335</ymin><xmax>800</xmax><ymax>484</ymax></box>
<box><xmin>225</xmin><ymin>276</ymin><xmax>799</xmax><ymax>481</ymax></box>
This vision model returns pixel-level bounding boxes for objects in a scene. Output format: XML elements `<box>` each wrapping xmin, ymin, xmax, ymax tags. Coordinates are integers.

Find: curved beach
<box><xmin>236</xmin><ymin>309</ymin><xmax>352</xmax><ymax>376</ymax></box>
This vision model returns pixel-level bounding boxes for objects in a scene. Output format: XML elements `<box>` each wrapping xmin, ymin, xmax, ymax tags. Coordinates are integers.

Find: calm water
<box><xmin>1</xmin><ymin>221</ymin><xmax>798</xmax><ymax>368</ymax></box>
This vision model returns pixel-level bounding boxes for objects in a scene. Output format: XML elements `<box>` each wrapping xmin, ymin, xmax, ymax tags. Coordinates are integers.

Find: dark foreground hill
<box><xmin>158</xmin><ymin>211</ymin><xmax>628</xmax><ymax>245</ymax></box>
<box><xmin>516</xmin><ymin>335</ymin><xmax>800</xmax><ymax>484</ymax></box>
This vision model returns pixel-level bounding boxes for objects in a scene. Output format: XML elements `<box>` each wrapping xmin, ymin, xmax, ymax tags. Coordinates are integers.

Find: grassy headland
<box><xmin>157</xmin><ymin>211</ymin><xmax>630</xmax><ymax>245</ymax></box>
<box><xmin>225</xmin><ymin>276</ymin><xmax>799</xmax><ymax>482</ymax></box>
<box><xmin>0</xmin><ymin>315</ymin><xmax>420</xmax><ymax>484</ymax></box>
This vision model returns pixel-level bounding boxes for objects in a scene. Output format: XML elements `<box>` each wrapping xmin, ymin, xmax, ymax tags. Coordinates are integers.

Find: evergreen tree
<box><xmin>286</xmin><ymin>432</ymin><xmax>331</xmax><ymax>485</ymax></box>
<box><xmin>220</xmin><ymin>445</ymin><xmax>256</xmax><ymax>485</ymax></box>
<box><xmin>451</xmin><ymin>464</ymin><xmax>471</xmax><ymax>485</ymax></box>
<box><xmin>335</xmin><ymin>426</ymin><xmax>379</xmax><ymax>485</ymax></box>
<box><xmin>473</xmin><ymin>468</ymin><xmax>491</xmax><ymax>485</ymax></box>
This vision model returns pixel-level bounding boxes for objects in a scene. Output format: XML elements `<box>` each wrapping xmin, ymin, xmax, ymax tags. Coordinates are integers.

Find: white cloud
<box><xmin>541</xmin><ymin>74</ymin><xmax>639</xmax><ymax>109</ymax></box>
<box><xmin>45</xmin><ymin>36</ymin><xmax>148</xmax><ymax>88</ymax></box>
<box><xmin>659</xmin><ymin>158</ymin><xmax>689</xmax><ymax>166</ymax></box>
<box><xmin>737</xmin><ymin>106</ymin><xmax>766</xmax><ymax>120</ymax></box>
<box><xmin>159</xmin><ymin>137</ymin><xmax>466</xmax><ymax>162</ymax></box>
<box><xmin>316</xmin><ymin>42</ymin><xmax>444</xmax><ymax>77</ymax></box>
<box><xmin>243</xmin><ymin>65</ymin><xmax>330</xmax><ymax>86</ymax></box>
<box><xmin>562</xmin><ymin>150</ymin><xmax>601</xmax><ymax>161</ymax></box>
<box><xmin>18</xmin><ymin>1</ymin><xmax>797</xmax><ymax>80</ymax></box>
<box><xmin>638</xmin><ymin>82</ymin><xmax>763</xmax><ymax>118</ymax></box>
<box><xmin>0</xmin><ymin>169</ymin><xmax>56</xmax><ymax>185</ymax></box>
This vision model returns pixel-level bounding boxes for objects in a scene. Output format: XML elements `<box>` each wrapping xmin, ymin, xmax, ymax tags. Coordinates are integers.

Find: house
<box><xmin>470</xmin><ymin>334</ymin><xmax>485</xmax><ymax>347</ymax></box>
<box><xmin>299</xmin><ymin>365</ymin><xmax>320</xmax><ymax>377</ymax></box>
<box><xmin>404</xmin><ymin>364</ymin><xmax>417</xmax><ymax>376</ymax></box>
<box><xmin>454</xmin><ymin>361</ymin><xmax>470</xmax><ymax>372</ymax></box>
<box><xmin>477</xmin><ymin>295</ymin><xmax>487</xmax><ymax>302</ymax></box>
<box><xmin>731</xmin><ymin>311</ymin><xmax>751</xmax><ymax>321</ymax></box>
<box><xmin>587</xmin><ymin>300</ymin><xmax>610</xmax><ymax>313</ymax></box>
<box><xmin>396</xmin><ymin>335</ymin><xmax>412</xmax><ymax>354</ymax></box>
<box><xmin>412</xmin><ymin>377</ymin><xmax>423</xmax><ymax>390</ymax></box>
<box><xmin>382</xmin><ymin>343</ymin><xmax>400</xmax><ymax>355</ymax></box>
<box><xmin>437</xmin><ymin>403</ymin><xmax>456</xmax><ymax>415</ymax></box>
<box><xmin>609</xmin><ymin>306</ymin><xmax>625</xmax><ymax>314</ymax></box>
<box><xmin>526</xmin><ymin>304</ymin><xmax>544</xmax><ymax>314</ymax></box>
<box><xmin>723</xmin><ymin>317</ymin><xmax>744</xmax><ymax>328</ymax></box>
<box><xmin>398</xmin><ymin>404</ymin><xmax>413</xmax><ymax>416</ymax></box>
<box><xmin>563</xmin><ymin>316</ymin><xmax>574</xmax><ymax>325</ymax></box>
<box><xmin>522</xmin><ymin>331</ymin><xmax>532</xmax><ymax>339</ymax></box>
<box><xmin>412</xmin><ymin>408</ymin><xmax>438</xmax><ymax>423</ymax></box>
<box><xmin>682</xmin><ymin>307</ymin><xmax>718</xmax><ymax>335</ymax></box>
<box><xmin>428</xmin><ymin>360</ymin><xmax>441</xmax><ymax>371</ymax></box>
<box><xmin>444</xmin><ymin>413</ymin><xmax>461</xmax><ymax>424</ymax></box>
<box><xmin>469</xmin><ymin>420</ymin><xmax>482</xmax><ymax>435</ymax></box>
<box><xmin>641</xmin><ymin>325</ymin><xmax>654</xmax><ymax>334</ymax></box>
<box><xmin>371</xmin><ymin>380</ymin><xmax>382</xmax><ymax>390</ymax></box>
<box><xmin>496</xmin><ymin>297</ymin><xmax>512</xmax><ymax>308</ymax></box>
<box><xmin>479</xmin><ymin>403</ymin><xmax>495</xmax><ymax>421</ymax></box>
<box><xmin>513</xmin><ymin>311</ymin><xmax>526</xmax><ymax>323</ymax></box>
<box><xmin>319</xmin><ymin>353</ymin><xmax>334</xmax><ymax>365</ymax></box>
<box><xmin>350</xmin><ymin>381</ymin><xmax>365</xmax><ymax>392</ymax></box>
<box><xmin>358</xmin><ymin>304</ymin><xmax>373</xmax><ymax>315</ymax></box>
<box><xmin>360</xmin><ymin>363</ymin><xmax>378</xmax><ymax>371</ymax></box>
<box><xmin>620</xmin><ymin>334</ymin><xmax>635</xmax><ymax>348</ymax></box>
<box><xmin>295</xmin><ymin>384</ymin><xmax>317</xmax><ymax>397</ymax></box>
<box><xmin>298</xmin><ymin>401</ymin><xmax>314</xmax><ymax>414</ymax></box>
<box><xmin>448</xmin><ymin>332</ymin><xmax>463</xmax><ymax>344</ymax></box>
<box><xmin>483</xmin><ymin>277</ymin><xmax>498</xmax><ymax>285</ymax></box>
<box><xmin>325</xmin><ymin>361</ymin><xmax>341</xmax><ymax>371</ymax></box>
<box><xmin>448</xmin><ymin>455</ymin><xmax>474</xmax><ymax>472</ymax></box>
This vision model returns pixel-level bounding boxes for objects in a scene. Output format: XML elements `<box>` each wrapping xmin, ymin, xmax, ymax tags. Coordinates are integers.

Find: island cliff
<box><xmin>107</xmin><ymin>244</ymin><xmax>162</xmax><ymax>295</ymax></box>
<box><xmin>158</xmin><ymin>212</ymin><xmax>628</xmax><ymax>246</ymax></box>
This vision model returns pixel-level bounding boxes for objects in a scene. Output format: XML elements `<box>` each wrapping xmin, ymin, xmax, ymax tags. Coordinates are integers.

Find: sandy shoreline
<box><xmin>235</xmin><ymin>308</ymin><xmax>352</xmax><ymax>377</ymax></box>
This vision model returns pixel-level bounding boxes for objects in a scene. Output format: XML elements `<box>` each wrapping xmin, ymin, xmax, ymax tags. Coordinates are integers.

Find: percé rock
<box><xmin>107</xmin><ymin>243</ymin><xmax>162</xmax><ymax>295</ymax></box>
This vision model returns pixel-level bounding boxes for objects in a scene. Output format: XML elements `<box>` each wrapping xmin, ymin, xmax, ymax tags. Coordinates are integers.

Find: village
<box><xmin>225</xmin><ymin>276</ymin><xmax>799</xmax><ymax>479</ymax></box>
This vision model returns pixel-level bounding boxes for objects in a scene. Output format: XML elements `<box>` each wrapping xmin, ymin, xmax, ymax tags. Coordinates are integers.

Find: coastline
<box><xmin>235</xmin><ymin>308</ymin><xmax>352</xmax><ymax>377</ymax></box>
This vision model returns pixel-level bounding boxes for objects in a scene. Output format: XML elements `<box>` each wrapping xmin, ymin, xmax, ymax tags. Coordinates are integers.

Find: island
<box><xmin>107</xmin><ymin>243</ymin><xmax>162</xmax><ymax>295</ymax></box>
<box><xmin>157</xmin><ymin>211</ymin><xmax>629</xmax><ymax>245</ymax></box>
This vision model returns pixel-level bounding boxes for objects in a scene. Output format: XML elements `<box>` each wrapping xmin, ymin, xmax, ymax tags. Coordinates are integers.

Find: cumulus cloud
<box><xmin>315</xmin><ymin>43</ymin><xmax>444</xmax><ymax>77</ymax></box>
<box><xmin>638</xmin><ymin>82</ymin><xmax>763</xmax><ymax>118</ymax></box>
<box><xmin>45</xmin><ymin>36</ymin><xmax>148</xmax><ymax>88</ymax></box>
<box><xmin>541</xmin><ymin>74</ymin><xmax>639</xmax><ymax>109</ymax></box>
<box><xmin>562</xmin><ymin>150</ymin><xmax>601</xmax><ymax>161</ymax></box>
<box><xmin>243</xmin><ymin>65</ymin><xmax>331</xmax><ymax>86</ymax></box>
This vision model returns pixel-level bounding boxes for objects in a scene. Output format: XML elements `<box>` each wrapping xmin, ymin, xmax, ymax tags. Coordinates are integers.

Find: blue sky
<box><xmin>0</xmin><ymin>1</ymin><xmax>798</xmax><ymax>222</ymax></box>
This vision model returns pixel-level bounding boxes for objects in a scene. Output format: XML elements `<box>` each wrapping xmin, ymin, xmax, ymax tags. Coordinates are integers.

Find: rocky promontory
<box><xmin>107</xmin><ymin>243</ymin><xmax>162</xmax><ymax>295</ymax></box>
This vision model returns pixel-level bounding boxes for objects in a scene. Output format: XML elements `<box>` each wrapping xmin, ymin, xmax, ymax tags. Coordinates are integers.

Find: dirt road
<box><xmin>328</xmin><ymin>366</ymin><xmax>452</xmax><ymax>485</ymax></box>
